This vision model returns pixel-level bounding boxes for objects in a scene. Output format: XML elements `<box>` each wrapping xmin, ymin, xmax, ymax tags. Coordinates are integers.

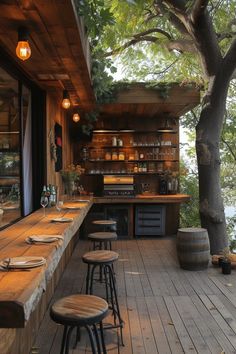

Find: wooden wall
<box><xmin>46</xmin><ymin>92</ymin><xmax>73</xmax><ymax>197</ymax></box>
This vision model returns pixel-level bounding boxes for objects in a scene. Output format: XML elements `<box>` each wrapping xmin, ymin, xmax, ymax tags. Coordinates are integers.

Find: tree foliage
<box><xmin>77</xmin><ymin>0</ymin><xmax>236</xmax><ymax>252</ymax></box>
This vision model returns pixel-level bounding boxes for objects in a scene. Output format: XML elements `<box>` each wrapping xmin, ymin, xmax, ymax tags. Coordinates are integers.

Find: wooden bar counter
<box><xmin>94</xmin><ymin>193</ymin><xmax>190</xmax><ymax>204</ymax></box>
<box><xmin>0</xmin><ymin>194</ymin><xmax>189</xmax><ymax>353</ymax></box>
<box><xmin>0</xmin><ymin>198</ymin><xmax>92</xmax><ymax>354</ymax></box>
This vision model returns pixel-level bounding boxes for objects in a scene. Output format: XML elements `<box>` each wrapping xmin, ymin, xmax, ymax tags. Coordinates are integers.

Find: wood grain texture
<box><xmin>50</xmin><ymin>294</ymin><xmax>108</xmax><ymax>325</ymax></box>
<box><xmin>82</xmin><ymin>250</ymin><xmax>119</xmax><ymax>264</ymax></box>
<box><xmin>0</xmin><ymin>198</ymin><xmax>92</xmax><ymax>328</ymax></box>
<box><xmin>34</xmin><ymin>237</ymin><xmax>236</xmax><ymax>354</ymax></box>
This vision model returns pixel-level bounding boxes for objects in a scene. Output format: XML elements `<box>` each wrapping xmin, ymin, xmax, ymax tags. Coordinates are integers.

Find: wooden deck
<box><xmin>33</xmin><ymin>238</ymin><xmax>236</xmax><ymax>354</ymax></box>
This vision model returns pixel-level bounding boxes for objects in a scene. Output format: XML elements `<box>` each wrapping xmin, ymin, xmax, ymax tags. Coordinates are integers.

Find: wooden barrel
<box><xmin>176</xmin><ymin>227</ymin><xmax>210</xmax><ymax>270</ymax></box>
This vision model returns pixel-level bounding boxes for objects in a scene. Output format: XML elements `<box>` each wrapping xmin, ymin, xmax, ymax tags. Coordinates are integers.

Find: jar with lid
<box><xmin>112</xmin><ymin>152</ymin><xmax>118</xmax><ymax>160</ymax></box>
<box><xmin>105</xmin><ymin>151</ymin><xmax>111</xmax><ymax>160</ymax></box>
<box><xmin>118</xmin><ymin>151</ymin><xmax>125</xmax><ymax>160</ymax></box>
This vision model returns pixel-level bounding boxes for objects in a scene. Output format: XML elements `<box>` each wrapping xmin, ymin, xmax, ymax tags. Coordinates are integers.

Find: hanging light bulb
<box><xmin>16</xmin><ymin>27</ymin><xmax>31</xmax><ymax>61</ymax></box>
<box><xmin>73</xmin><ymin>113</ymin><xmax>80</xmax><ymax>123</ymax></box>
<box><xmin>61</xmin><ymin>90</ymin><xmax>71</xmax><ymax>109</ymax></box>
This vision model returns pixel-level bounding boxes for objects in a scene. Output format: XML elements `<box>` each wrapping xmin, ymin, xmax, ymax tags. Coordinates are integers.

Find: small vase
<box><xmin>64</xmin><ymin>180</ymin><xmax>75</xmax><ymax>198</ymax></box>
<box><xmin>222</xmin><ymin>260</ymin><xmax>231</xmax><ymax>274</ymax></box>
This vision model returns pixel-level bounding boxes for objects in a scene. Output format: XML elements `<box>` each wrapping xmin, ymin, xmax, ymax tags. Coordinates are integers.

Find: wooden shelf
<box><xmin>88</xmin><ymin>159</ymin><xmax>178</xmax><ymax>163</ymax></box>
<box><xmin>92</xmin><ymin>130</ymin><xmax>177</xmax><ymax>134</ymax></box>
<box><xmin>88</xmin><ymin>145</ymin><xmax>177</xmax><ymax>149</ymax></box>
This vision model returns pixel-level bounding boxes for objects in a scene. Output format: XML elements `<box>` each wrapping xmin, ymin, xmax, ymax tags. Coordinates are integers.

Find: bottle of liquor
<box><xmin>159</xmin><ymin>177</ymin><xmax>167</xmax><ymax>194</ymax></box>
<box><xmin>50</xmin><ymin>185</ymin><xmax>57</xmax><ymax>206</ymax></box>
<box><xmin>46</xmin><ymin>185</ymin><xmax>51</xmax><ymax>206</ymax></box>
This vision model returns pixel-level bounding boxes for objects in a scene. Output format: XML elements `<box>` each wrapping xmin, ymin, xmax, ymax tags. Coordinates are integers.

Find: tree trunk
<box><xmin>196</xmin><ymin>87</ymin><xmax>228</xmax><ymax>255</ymax></box>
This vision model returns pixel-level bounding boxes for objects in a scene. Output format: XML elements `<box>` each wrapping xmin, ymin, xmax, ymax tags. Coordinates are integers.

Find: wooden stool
<box><xmin>50</xmin><ymin>294</ymin><xmax>108</xmax><ymax>354</ymax></box>
<box><xmin>92</xmin><ymin>219</ymin><xmax>117</xmax><ymax>232</ymax></box>
<box><xmin>88</xmin><ymin>231</ymin><xmax>117</xmax><ymax>250</ymax></box>
<box><xmin>82</xmin><ymin>250</ymin><xmax>124</xmax><ymax>346</ymax></box>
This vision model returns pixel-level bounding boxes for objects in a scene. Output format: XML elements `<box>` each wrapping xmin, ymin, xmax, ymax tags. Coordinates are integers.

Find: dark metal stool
<box><xmin>82</xmin><ymin>250</ymin><xmax>124</xmax><ymax>346</ymax></box>
<box><xmin>50</xmin><ymin>294</ymin><xmax>108</xmax><ymax>354</ymax></box>
<box><xmin>88</xmin><ymin>231</ymin><xmax>117</xmax><ymax>250</ymax></box>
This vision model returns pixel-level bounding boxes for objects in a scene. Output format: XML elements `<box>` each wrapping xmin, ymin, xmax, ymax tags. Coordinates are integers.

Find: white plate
<box><xmin>51</xmin><ymin>217</ymin><xmax>73</xmax><ymax>223</ymax></box>
<box><xmin>0</xmin><ymin>256</ymin><xmax>46</xmax><ymax>269</ymax></box>
<box><xmin>26</xmin><ymin>235</ymin><xmax>63</xmax><ymax>244</ymax></box>
<box><xmin>73</xmin><ymin>199</ymin><xmax>89</xmax><ymax>203</ymax></box>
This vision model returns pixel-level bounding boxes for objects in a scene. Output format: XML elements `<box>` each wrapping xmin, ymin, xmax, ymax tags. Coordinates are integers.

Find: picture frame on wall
<box><xmin>55</xmin><ymin>122</ymin><xmax>62</xmax><ymax>172</ymax></box>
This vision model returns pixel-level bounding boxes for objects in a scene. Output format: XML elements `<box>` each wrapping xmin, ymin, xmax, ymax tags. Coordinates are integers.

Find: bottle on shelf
<box><xmin>112</xmin><ymin>136</ymin><xmax>117</xmax><ymax>146</ymax></box>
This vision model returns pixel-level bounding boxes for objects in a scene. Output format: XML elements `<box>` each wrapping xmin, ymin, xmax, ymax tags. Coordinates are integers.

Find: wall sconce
<box><xmin>73</xmin><ymin>113</ymin><xmax>80</xmax><ymax>123</ymax></box>
<box><xmin>61</xmin><ymin>90</ymin><xmax>71</xmax><ymax>109</ymax></box>
<box><xmin>16</xmin><ymin>27</ymin><xmax>31</xmax><ymax>61</ymax></box>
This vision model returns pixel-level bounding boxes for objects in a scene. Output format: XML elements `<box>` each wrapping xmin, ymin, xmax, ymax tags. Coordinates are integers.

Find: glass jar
<box><xmin>112</xmin><ymin>152</ymin><xmax>118</xmax><ymax>160</ymax></box>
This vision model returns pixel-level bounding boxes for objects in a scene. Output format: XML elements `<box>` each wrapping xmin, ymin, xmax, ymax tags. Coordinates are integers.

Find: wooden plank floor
<box><xmin>33</xmin><ymin>238</ymin><xmax>236</xmax><ymax>354</ymax></box>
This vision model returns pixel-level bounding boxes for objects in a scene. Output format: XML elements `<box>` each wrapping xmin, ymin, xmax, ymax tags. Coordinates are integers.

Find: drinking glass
<box><xmin>40</xmin><ymin>195</ymin><xmax>48</xmax><ymax>217</ymax></box>
<box><xmin>56</xmin><ymin>200</ymin><xmax>64</xmax><ymax>216</ymax></box>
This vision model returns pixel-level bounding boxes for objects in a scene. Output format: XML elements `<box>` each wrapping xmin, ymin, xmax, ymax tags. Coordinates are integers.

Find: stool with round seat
<box><xmin>50</xmin><ymin>294</ymin><xmax>108</xmax><ymax>354</ymax></box>
<box><xmin>82</xmin><ymin>250</ymin><xmax>124</xmax><ymax>345</ymax></box>
<box><xmin>88</xmin><ymin>231</ymin><xmax>117</xmax><ymax>250</ymax></box>
<box><xmin>92</xmin><ymin>219</ymin><xmax>117</xmax><ymax>232</ymax></box>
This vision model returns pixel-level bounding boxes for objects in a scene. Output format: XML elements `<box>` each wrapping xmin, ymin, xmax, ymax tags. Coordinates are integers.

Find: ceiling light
<box><xmin>16</xmin><ymin>27</ymin><xmax>31</xmax><ymax>61</ymax></box>
<box><xmin>61</xmin><ymin>90</ymin><xmax>71</xmax><ymax>109</ymax></box>
<box><xmin>73</xmin><ymin>113</ymin><xmax>80</xmax><ymax>123</ymax></box>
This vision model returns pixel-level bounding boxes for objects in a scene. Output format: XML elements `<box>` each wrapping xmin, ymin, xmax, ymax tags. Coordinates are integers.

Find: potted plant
<box><xmin>221</xmin><ymin>247</ymin><xmax>232</xmax><ymax>275</ymax></box>
<box><xmin>60</xmin><ymin>164</ymin><xmax>84</xmax><ymax>197</ymax></box>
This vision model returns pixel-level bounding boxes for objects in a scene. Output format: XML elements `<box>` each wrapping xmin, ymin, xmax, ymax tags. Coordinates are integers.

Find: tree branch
<box><xmin>221</xmin><ymin>137</ymin><xmax>236</xmax><ymax>161</ymax></box>
<box><xmin>163</xmin><ymin>0</ymin><xmax>222</xmax><ymax>76</ymax></box>
<box><xmin>155</xmin><ymin>0</ymin><xmax>189</xmax><ymax>35</ymax></box>
<box><xmin>105</xmin><ymin>28</ymin><xmax>173</xmax><ymax>57</ymax></box>
<box><xmin>152</xmin><ymin>57</ymin><xmax>179</xmax><ymax>77</ymax></box>
<box><xmin>132</xmin><ymin>28</ymin><xmax>172</xmax><ymax>40</ymax></box>
<box><xmin>191</xmin><ymin>0</ymin><xmax>209</xmax><ymax>21</ymax></box>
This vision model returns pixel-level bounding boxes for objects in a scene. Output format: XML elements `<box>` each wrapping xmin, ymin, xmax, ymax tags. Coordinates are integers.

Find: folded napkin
<box><xmin>51</xmin><ymin>217</ymin><xmax>73</xmax><ymax>223</ymax></box>
<box><xmin>26</xmin><ymin>235</ymin><xmax>63</xmax><ymax>244</ymax></box>
<box><xmin>0</xmin><ymin>256</ymin><xmax>46</xmax><ymax>269</ymax></box>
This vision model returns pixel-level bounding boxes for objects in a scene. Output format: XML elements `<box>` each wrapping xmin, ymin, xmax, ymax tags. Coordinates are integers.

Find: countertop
<box><xmin>0</xmin><ymin>198</ymin><xmax>92</xmax><ymax>328</ymax></box>
<box><xmin>94</xmin><ymin>193</ymin><xmax>191</xmax><ymax>204</ymax></box>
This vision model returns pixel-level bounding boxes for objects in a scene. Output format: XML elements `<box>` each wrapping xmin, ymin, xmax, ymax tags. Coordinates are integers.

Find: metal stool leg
<box><xmin>85</xmin><ymin>325</ymin><xmax>97</xmax><ymax>354</ymax></box>
<box><xmin>60</xmin><ymin>325</ymin><xmax>68</xmax><ymax>354</ymax></box>
<box><xmin>99</xmin><ymin>321</ymin><xmax>107</xmax><ymax>354</ymax></box>
<box><xmin>93</xmin><ymin>324</ymin><xmax>102</xmax><ymax>354</ymax></box>
<box><xmin>102</xmin><ymin>264</ymin><xmax>124</xmax><ymax>346</ymax></box>
<box><xmin>64</xmin><ymin>326</ymin><xmax>74</xmax><ymax>354</ymax></box>
<box><xmin>86</xmin><ymin>264</ymin><xmax>91</xmax><ymax>294</ymax></box>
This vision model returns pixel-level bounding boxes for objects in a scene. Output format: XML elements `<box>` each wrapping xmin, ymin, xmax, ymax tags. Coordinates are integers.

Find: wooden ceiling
<box><xmin>0</xmin><ymin>2</ymin><xmax>200</xmax><ymax>118</ymax></box>
<box><xmin>0</xmin><ymin>0</ymin><xmax>95</xmax><ymax>110</ymax></box>
<box><xmin>99</xmin><ymin>83</ymin><xmax>200</xmax><ymax>118</ymax></box>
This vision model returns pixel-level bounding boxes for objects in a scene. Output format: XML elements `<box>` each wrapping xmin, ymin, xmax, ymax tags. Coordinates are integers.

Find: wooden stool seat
<box><xmin>88</xmin><ymin>232</ymin><xmax>117</xmax><ymax>250</ymax></box>
<box><xmin>83</xmin><ymin>250</ymin><xmax>119</xmax><ymax>265</ymax></box>
<box><xmin>50</xmin><ymin>294</ymin><xmax>108</xmax><ymax>354</ymax></box>
<box><xmin>88</xmin><ymin>232</ymin><xmax>117</xmax><ymax>242</ymax></box>
<box><xmin>50</xmin><ymin>294</ymin><xmax>108</xmax><ymax>326</ymax></box>
<box><xmin>92</xmin><ymin>220</ymin><xmax>117</xmax><ymax>226</ymax></box>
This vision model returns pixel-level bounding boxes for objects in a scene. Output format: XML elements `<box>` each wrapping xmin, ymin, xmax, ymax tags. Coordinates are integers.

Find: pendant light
<box><xmin>73</xmin><ymin>113</ymin><xmax>80</xmax><ymax>123</ymax></box>
<box><xmin>157</xmin><ymin>116</ymin><xmax>175</xmax><ymax>133</ymax></box>
<box><xmin>61</xmin><ymin>90</ymin><xmax>71</xmax><ymax>109</ymax></box>
<box><xmin>16</xmin><ymin>27</ymin><xmax>31</xmax><ymax>61</ymax></box>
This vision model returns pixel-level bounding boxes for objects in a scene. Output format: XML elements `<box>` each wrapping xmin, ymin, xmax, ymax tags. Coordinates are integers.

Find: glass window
<box><xmin>0</xmin><ymin>67</ymin><xmax>21</xmax><ymax>227</ymax></box>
